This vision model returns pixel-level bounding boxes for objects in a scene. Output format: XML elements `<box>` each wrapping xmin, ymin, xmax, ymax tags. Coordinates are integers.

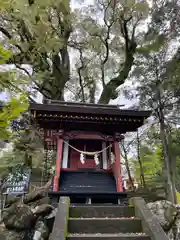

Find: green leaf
<box><xmin>0</xmin><ymin>94</ymin><xmax>29</xmax><ymax>140</ymax></box>
<box><xmin>137</xmin><ymin>35</ymin><xmax>166</xmax><ymax>54</ymax></box>
<box><xmin>132</xmin><ymin>2</ymin><xmax>149</xmax><ymax>14</ymax></box>
<box><xmin>0</xmin><ymin>45</ymin><xmax>12</xmax><ymax>64</ymax></box>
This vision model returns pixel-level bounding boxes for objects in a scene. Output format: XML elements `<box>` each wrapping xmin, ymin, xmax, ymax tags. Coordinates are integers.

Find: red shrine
<box><xmin>30</xmin><ymin>101</ymin><xmax>150</xmax><ymax>201</ymax></box>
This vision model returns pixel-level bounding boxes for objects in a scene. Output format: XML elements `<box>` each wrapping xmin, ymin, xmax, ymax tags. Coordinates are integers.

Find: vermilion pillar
<box><xmin>53</xmin><ymin>132</ymin><xmax>63</xmax><ymax>192</ymax></box>
<box><xmin>114</xmin><ymin>133</ymin><xmax>123</xmax><ymax>192</ymax></box>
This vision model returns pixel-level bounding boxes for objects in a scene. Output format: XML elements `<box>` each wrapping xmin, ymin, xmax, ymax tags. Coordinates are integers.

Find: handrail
<box><xmin>130</xmin><ymin>197</ymin><xmax>169</xmax><ymax>240</ymax></box>
<box><xmin>50</xmin><ymin>197</ymin><xmax>70</xmax><ymax>240</ymax></box>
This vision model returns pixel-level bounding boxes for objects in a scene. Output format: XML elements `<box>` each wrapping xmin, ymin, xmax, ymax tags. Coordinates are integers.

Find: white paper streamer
<box><xmin>80</xmin><ymin>152</ymin><xmax>85</xmax><ymax>164</ymax></box>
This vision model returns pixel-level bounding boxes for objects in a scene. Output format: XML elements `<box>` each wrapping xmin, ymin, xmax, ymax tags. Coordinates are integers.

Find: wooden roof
<box><xmin>29</xmin><ymin>101</ymin><xmax>151</xmax><ymax>134</ymax></box>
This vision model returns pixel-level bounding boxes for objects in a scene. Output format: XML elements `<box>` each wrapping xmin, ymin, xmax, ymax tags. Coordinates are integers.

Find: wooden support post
<box><xmin>53</xmin><ymin>131</ymin><xmax>64</xmax><ymax>192</ymax></box>
<box><xmin>102</xmin><ymin>141</ymin><xmax>107</xmax><ymax>169</ymax></box>
<box><xmin>114</xmin><ymin>133</ymin><xmax>123</xmax><ymax>192</ymax></box>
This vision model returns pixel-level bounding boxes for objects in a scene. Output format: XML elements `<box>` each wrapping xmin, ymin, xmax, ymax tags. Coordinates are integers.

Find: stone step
<box><xmin>67</xmin><ymin>233</ymin><xmax>151</xmax><ymax>240</ymax></box>
<box><xmin>69</xmin><ymin>206</ymin><xmax>135</xmax><ymax>218</ymax></box>
<box><xmin>68</xmin><ymin>218</ymin><xmax>142</xmax><ymax>234</ymax></box>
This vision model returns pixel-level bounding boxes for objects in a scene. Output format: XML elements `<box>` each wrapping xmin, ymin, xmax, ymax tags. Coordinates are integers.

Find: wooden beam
<box><xmin>113</xmin><ymin>140</ymin><xmax>123</xmax><ymax>192</ymax></box>
<box><xmin>102</xmin><ymin>141</ymin><xmax>108</xmax><ymax>169</ymax></box>
<box><xmin>64</xmin><ymin>131</ymin><xmax>114</xmax><ymax>141</ymax></box>
<box><xmin>53</xmin><ymin>137</ymin><xmax>63</xmax><ymax>192</ymax></box>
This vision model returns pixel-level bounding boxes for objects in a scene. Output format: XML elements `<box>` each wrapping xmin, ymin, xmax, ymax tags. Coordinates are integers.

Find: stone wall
<box><xmin>0</xmin><ymin>180</ymin><xmax>56</xmax><ymax>240</ymax></box>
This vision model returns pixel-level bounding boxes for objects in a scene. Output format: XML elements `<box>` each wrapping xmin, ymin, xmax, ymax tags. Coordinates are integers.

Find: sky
<box><xmin>0</xmin><ymin>92</ymin><xmax>7</xmax><ymax>100</ymax></box>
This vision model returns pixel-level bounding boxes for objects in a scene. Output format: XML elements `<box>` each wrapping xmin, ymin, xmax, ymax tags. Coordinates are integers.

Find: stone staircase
<box><xmin>67</xmin><ymin>205</ymin><xmax>151</xmax><ymax>240</ymax></box>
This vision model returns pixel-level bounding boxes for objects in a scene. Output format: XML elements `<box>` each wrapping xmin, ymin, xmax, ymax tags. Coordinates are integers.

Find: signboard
<box><xmin>4</xmin><ymin>169</ymin><xmax>31</xmax><ymax>195</ymax></box>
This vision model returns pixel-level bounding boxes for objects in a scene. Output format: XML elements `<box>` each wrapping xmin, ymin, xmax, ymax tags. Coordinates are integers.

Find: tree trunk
<box><xmin>159</xmin><ymin>116</ymin><xmax>176</xmax><ymax>203</ymax></box>
<box><xmin>137</xmin><ymin>130</ymin><xmax>146</xmax><ymax>188</ymax></box>
<box><xmin>156</xmin><ymin>86</ymin><xmax>177</xmax><ymax>203</ymax></box>
<box><xmin>89</xmin><ymin>82</ymin><xmax>96</xmax><ymax>103</ymax></box>
<box><xmin>121</xmin><ymin>142</ymin><xmax>135</xmax><ymax>190</ymax></box>
<box><xmin>98</xmin><ymin>23</ymin><xmax>137</xmax><ymax>104</ymax></box>
<box><xmin>170</xmin><ymin>158</ymin><xmax>177</xmax><ymax>204</ymax></box>
<box><xmin>98</xmin><ymin>55</ymin><xmax>135</xmax><ymax>104</ymax></box>
<box><xmin>51</xmin><ymin>51</ymin><xmax>70</xmax><ymax>101</ymax></box>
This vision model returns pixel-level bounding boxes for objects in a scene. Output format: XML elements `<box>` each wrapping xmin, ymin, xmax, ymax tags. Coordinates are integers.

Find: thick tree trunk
<box><xmin>159</xmin><ymin>116</ymin><xmax>176</xmax><ymax>203</ymax></box>
<box><xmin>156</xmin><ymin>85</ymin><xmax>177</xmax><ymax>203</ymax></box>
<box><xmin>51</xmin><ymin>49</ymin><xmax>70</xmax><ymax>101</ymax></box>
<box><xmin>98</xmin><ymin>19</ymin><xmax>137</xmax><ymax>104</ymax></box>
<box><xmin>98</xmin><ymin>51</ymin><xmax>135</xmax><ymax>104</ymax></box>
<box><xmin>136</xmin><ymin>130</ymin><xmax>146</xmax><ymax>188</ymax></box>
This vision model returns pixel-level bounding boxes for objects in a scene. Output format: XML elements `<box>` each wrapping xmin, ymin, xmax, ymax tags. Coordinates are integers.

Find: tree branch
<box><xmin>100</xmin><ymin>0</ymin><xmax>115</xmax><ymax>88</ymax></box>
<box><xmin>15</xmin><ymin>64</ymin><xmax>53</xmax><ymax>99</ymax></box>
<box><xmin>15</xmin><ymin>64</ymin><xmax>31</xmax><ymax>77</ymax></box>
<box><xmin>98</xmin><ymin>15</ymin><xmax>137</xmax><ymax>104</ymax></box>
<box><xmin>77</xmin><ymin>49</ymin><xmax>86</xmax><ymax>102</ymax></box>
<box><xmin>0</xmin><ymin>27</ymin><xmax>12</xmax><ymax>39</ymax></box>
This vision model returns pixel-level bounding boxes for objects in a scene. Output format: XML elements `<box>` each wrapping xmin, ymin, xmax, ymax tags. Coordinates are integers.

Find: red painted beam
<box><xmin>64</xmin><ymin>131</ymin><xmax>114</xmax><ymax>141</ymax></box>
<box><xmin>114</xmin><ymin>141</ymin><xmax>123</xmax><ymax>192</ymax></box>
<box><xmin>64</xmin><ymin>134</ymin><xmax>113</xmax><ymax>141</ymax></box>
<box><xmin>53</xmin><ymin>138</ymin><xmax>63</xmax><ymax>192</ymax></box>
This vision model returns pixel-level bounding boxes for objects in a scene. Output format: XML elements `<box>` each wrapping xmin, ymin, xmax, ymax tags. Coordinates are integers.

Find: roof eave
<box><xmin>29</xmin><ymin>103</ymin><xmax>151</xmax><ymax>119</ymax></box>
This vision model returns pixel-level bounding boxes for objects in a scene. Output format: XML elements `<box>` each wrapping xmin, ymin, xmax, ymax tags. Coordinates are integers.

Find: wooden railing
<box><xmin>130</xmin><ymin>197</ymin><xmax>169</xmax><ymax>240</ymax></box>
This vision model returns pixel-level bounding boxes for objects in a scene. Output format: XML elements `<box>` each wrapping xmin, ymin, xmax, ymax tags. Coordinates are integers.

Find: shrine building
<box><xmin>30</xmin><ymin>101</ymin><xmax>151</xmax><ymax>203</ymax></box>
